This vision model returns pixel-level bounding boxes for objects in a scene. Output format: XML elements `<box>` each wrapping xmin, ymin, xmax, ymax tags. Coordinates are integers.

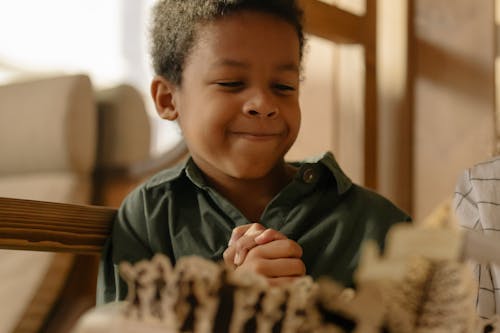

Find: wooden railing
<box><xmin>0</xmin><ymin>197</ymin><xmax>115</xmax><ymax>254</ymax></box>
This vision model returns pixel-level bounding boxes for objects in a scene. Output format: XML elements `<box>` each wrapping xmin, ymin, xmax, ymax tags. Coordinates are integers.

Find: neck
<box><xmin>199</xmin><ymin>161</ymin><xmax>297</xmax><ymax>223</ymax></box>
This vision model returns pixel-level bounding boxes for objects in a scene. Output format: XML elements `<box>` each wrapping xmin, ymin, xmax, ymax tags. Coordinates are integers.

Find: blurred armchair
<box><xmin>0</xmin><ymin>74</ymin><xmax>183</xmax><ymax>333</ymax></box>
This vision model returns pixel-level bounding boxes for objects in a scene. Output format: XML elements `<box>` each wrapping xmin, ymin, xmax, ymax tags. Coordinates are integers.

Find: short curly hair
<box><xmin>150</xmin><ymin>0</ymin><xmax>304</xmax><ymax>85</ymax></box>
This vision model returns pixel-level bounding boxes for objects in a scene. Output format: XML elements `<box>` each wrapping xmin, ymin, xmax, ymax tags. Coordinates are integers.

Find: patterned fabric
<box><xmin>454</xmin><ymin>156</ymin><xmax>500</xmax><ymax>319</ymax></box>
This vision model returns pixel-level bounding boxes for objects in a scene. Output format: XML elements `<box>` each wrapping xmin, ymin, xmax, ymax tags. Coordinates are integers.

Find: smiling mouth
<box><xmin>230</xmin><ymin>132</ymin><xmax>283</xmax><ymax>140</ymax></box>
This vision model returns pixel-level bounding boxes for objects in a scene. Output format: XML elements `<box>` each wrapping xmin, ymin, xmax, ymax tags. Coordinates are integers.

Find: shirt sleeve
<box><xmin>96</xmin><ymin>186</ymin><xmax>155</xmax><ymax>305</ymax></box>
<box><xmin>454</xmin><ymin>167</ymin><xmax>496</xmax><ymax>318</ymax></box>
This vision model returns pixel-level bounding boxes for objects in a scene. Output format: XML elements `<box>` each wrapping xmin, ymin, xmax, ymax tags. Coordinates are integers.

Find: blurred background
<box><xmin>0</xmin><ymin>0</ymin><xmax>498</xmax><ymax>332</ymax></box>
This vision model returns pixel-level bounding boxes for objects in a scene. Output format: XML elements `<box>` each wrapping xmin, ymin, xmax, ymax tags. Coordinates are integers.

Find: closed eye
<box><xmin>273</xmin><ymin>84</ymin><xmax>296</xmax><ymax>93</ymax></box>
<box><xmin>216</xmin><ymin>81</ymin><xmax>244</xmax><ymax>89</ymax></box>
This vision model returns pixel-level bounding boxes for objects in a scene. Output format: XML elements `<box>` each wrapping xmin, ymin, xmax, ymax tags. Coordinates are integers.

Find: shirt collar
<box><xmin>145</xmin><ymin>157</ymin><xmax>190</xmax><ymax>189</ymax></box>
<box><xmin>146</xmin><ymin>152</ymin><xmax>352</xmax><ymax>195</ymax></box>
<box><xmin>292</xmin><ymin>152</ymin><xmax>352</xmax><ymax>195</ymax></box>
<box><xmin>320</xmin><ymin>152</ymin><xmax>352</xmax><ymax>194</ymax></box>
<box><xmin>185</xmin><ymin>158</ymin><xmax>208</xmax><ymax>188</ymax></box>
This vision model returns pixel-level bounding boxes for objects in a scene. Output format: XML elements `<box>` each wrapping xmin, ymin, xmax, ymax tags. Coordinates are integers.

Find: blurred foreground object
<box><xmin>72</xmin><ymin>217</ymin><xmax>500</xmax><ymax>333</ymax></box>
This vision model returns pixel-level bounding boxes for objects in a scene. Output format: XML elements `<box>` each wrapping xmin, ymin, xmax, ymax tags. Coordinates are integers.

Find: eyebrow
<box><xmin>211</xmin><ymin>59</ymin><xmax>299</xmax><ymax>73</ymax></box>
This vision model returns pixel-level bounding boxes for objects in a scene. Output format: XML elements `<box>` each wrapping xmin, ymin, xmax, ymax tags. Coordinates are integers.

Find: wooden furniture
<box><xmin>0</xmin><ymin>197</ymin><xmax>115</xmax><ymax>333</ymax></box>
<box><xmin>299</xmin><ymin>0</ymin><xmax>379</xmax><ymax>189</ymax></box>
<box><xmin>0</xmin><ymin>70</ymin><xmax>189</xmax><ymax>332</ymax></box>
<box><xmin>0</xmin><ymin>157</ymin><xmax>186</xmax><ymax>333</ymax></box>
<box><xmin>0</xmin><ymin>197</ymin><xmax>115</xmax><ymax>254</ymax></box>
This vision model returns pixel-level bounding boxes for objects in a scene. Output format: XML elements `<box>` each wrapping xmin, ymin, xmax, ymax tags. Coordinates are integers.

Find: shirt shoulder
<box><xmin>348</xmin><ymin>183</ymin><xmax>411</xmax><ymax>222</ymax></box>
<box><xmin>454</xmin><ymin>156</ymin><xmax>500</xmax><ymax>206</ymax></box>
<box><xmin>116</xmin><ymin>160</ymin><xmax>192</xmax><ymax>224</ymax></box>
<box><xmin>296</xmin><ymin>151</ymin><xmax>409</xmax><ymax>221</ymax></box>
<box><xmin>469</xmin><ymin>156</ymin><xmax>500</xmax><ymax>179</ymax></box>
<box><xmin>142</xmin><ymin>159</ymin><xmax>189</xmax><ymax>190</ymax></box>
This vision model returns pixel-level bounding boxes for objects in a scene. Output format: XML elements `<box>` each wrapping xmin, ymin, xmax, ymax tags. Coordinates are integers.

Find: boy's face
<box><xmin>156</xmin><ymin>11</ymin><xmax>301</xmax><ymax>181</ymax></box>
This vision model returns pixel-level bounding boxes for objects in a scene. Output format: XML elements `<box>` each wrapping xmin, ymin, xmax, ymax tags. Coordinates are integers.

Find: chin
<box><xmin>228</xmin><ymin>168</ymin><xmax>269</xmax><ymax>180</ymax></box>
<box><xmin>226</xmin><ymin>160</ymin><xmax>279</xmax><ymax>180</ymax></box>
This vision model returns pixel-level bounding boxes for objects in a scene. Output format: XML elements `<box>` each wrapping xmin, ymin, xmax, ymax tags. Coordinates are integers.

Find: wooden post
<box><xmin>364</xmin><ymin>0</ymin><xmax>378</xmax><ymax>189</ymax></box>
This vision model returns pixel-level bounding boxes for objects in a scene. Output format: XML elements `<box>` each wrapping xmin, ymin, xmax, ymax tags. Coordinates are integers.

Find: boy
<box><xmin>98</xmin><ymin>0</ymin><xmax>410</xmax><ymax>304</ymax></box>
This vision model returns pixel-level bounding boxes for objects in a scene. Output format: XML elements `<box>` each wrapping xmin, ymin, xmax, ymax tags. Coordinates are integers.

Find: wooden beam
<box><xmin>496</xmin><ymin>23</ymin><xmax>500</xmax><ymax>155</ymax></box>
<box><xmin>363</xmin><ymin>0</ymin><xmax>378</xmax><ymax>189</ymax></box>
<box><xmin>299</xmin><ymin>0</ymin><xmax>365</xmax><ymax>44</ymax></box>
<box><xmin>0</xmin><ymin>197</ymin><xmax>116</xmax><ymax>254</ymax></box>
<box><xmin>496</xmin><ymin>25</ymin><xmax>500</xmax><ymax>56</ymax></box>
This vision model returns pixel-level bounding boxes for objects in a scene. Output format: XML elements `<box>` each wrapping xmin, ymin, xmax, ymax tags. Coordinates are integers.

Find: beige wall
<box><xmin>413</xmin><ymin>0</ymin><xmax>495</xmax><ymax>220</ymax></box>
<box><xmin>286</xmin><ymin>35</ymin><xmax>366</xmax><ymax>185</ymax></box>
<box><xmin>287</xmin><ymin>0</ymin><xmax>496</xmax><ymax>221</ymax></box>
<box><xmin>287</xmin><ymin>36</ymin><xmax>337</xmax><ymax>162</ymax></box>
<box><xmin>288</xmin><ymin>0</ymin><xmax>367</xmax><ymax>187</ymax></box>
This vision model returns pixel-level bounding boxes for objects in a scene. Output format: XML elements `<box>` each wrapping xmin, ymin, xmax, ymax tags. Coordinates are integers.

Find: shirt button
<box><xmin>302</xmin><ymin>168</ymin><xmax>316</xmax><ymax>183</ymax></box>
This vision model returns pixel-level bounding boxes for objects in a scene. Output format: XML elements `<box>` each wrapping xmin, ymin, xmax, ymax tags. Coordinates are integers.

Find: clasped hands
<box><xmin>222</xmin><ymin>223</ymin><xmax>306</xmax><ymax>286</ymax></box>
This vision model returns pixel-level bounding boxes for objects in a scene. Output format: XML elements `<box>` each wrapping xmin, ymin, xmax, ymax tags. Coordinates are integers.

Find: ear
<box><xmin>151</xmin><ymin>75</ymin><xmax>179</xmax><ymax>120</ymax></box>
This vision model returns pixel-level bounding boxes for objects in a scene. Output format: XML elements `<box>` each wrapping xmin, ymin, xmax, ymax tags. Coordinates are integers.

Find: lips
<box><xmin>230</xmin><ymin>130</ymin><xmax>284</xmax><ymax>139</ymax></box>
<box><xmin>232</xmin><ymin>131</ymin><xmax>281</xmax><ymax>136</ymax></box>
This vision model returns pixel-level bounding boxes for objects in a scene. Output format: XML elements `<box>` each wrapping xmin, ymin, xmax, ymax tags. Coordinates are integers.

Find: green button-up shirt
<box><xmin>97</xmin><ymin>152</ymin><xmax>410</xmax><ymax>304</ymax></box>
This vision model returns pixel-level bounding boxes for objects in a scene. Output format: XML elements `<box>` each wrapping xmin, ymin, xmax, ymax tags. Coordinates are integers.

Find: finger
<box><xmin>254</xmin><ymin>228</ymin><xmax>287</xmax><ymax>245</ymax></box>
<box><xmin>228</xmin><ymin>223</ymin><xmax>265</xmax><ymax>246</ymax></box>
<box><xmin>233</xmin><ymin>233</ymin><xmax>265</xmax><ymax>266</ymax></box>
<box><xmin>247</xmin><ymin>239</ymin><xmax>303</xmax><ymax>260</ymax></box>
<box><xmin>228</xmin><ymin>225</ymin><xmax>252</xmax><ymax>246</ymax></box>
<box><xmin>225</xmin><ymin>224</ymin><xmax>265</xmax><ymax>267</ymax></box>
<box><xmin>222</xmin><ymin>246</ymin><xmax>236</xmax><ymax>269</ymax></box>
<box><xmin>267</xmin><ymin>276</ymin><xmax>301</xmax><ymax>287</ymax></box>
<box><xmin>244</xmin><ymin>257</ymin><xmax>306</xmax><ymax>278</ymax></box>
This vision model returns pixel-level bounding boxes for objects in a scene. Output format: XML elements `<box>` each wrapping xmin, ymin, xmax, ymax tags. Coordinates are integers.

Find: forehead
<box><xmin>188</xmin><ymin>10</ymin><xmax>301</xmax><ymax>67</ymax></box>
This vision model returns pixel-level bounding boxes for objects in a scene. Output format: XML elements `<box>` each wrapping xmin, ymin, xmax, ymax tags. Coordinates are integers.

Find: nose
<box><xmin>242</xmin><ymin>91</ymin><xmax>279</xmax><ymax>119</ymax></box>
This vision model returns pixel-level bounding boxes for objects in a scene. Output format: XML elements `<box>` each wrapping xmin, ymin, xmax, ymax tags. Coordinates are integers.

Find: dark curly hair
<box><xmin>149</xmin><ymin>0</ymin><xmax>304</xmax><ymax>85</ymax></box>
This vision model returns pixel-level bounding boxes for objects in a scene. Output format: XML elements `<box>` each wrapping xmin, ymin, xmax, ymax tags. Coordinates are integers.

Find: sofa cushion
<box><xmin>0</xmin><ymin>74</ymin><xmax>97</xmax><ymax>175</ymax></box>
<box><xmin>96</xmin><ymin>84</ymin><xmax>151</xmax><ymax>169</ymax></box>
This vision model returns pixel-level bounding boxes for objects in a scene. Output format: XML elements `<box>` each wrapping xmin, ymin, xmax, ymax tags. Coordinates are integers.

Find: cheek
<box><xmin>287</xmin><ymin>105</ymin><xmax>301</xmax><ymax>133</ymax></box>
<box><xmin>203</xmin><ymin>101</ymin><xmax>239</xmax><ymax>128</ymax></box>
<box><xmin>178</xmin><ymin>109</ymin><xmax>228</xmax><ymax>143</ymax></box>
<box><xmin>295</xmin><ymin>106</ymin><xmax>301</xmax><ymax>125</ymax></box>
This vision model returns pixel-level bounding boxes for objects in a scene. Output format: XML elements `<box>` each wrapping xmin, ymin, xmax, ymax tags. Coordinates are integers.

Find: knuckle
<box><xmin>234</xmin><ymin>238</ymin><xmax>251</xmax><ymax>252</ymax></box>
<box><xmin>248</xmin><ymin>223</ymin><xmax>259</xmax><ymax>230</ymax></box>
<box><xmin>296</xmin><ymin>260</ymin><xmax>306</xmax><ymax>275</ymax></box>
<box><xmin>283</xmin><ymin>239</ymin><xmax>296</xmax><ymax>252</ymax></box>
<box><xmin>232</xmin><ymin>226</ymin><xmax>246</xmax><ymax>236</ymax></box>
<box><xmin>296</xmin><ymin>244</ymin><xmax>303</xmax><ymax>257</ymax></box>
<box><xmin>247</xmin><ymin>223</ymin><xmax>265</xmax><ymax>234</ymax></box>
<box><xmin>264</xmin><ymin>228</ymin><xmax>279</xmax><ymax>238</ymax></box>
<box><xmin>234</xmin><ymin>243</ymin><xmax>245</xmax><ymax>253</ymax></box>
<box><xmin>222</xmin><ymin>249</ymin><xmax>231</xmax><ymax>261</ymax></box>
<box><xmin>285</xmin><ymin>240</ymin><xmax>302</xmax><ymax>257</ymax></box>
